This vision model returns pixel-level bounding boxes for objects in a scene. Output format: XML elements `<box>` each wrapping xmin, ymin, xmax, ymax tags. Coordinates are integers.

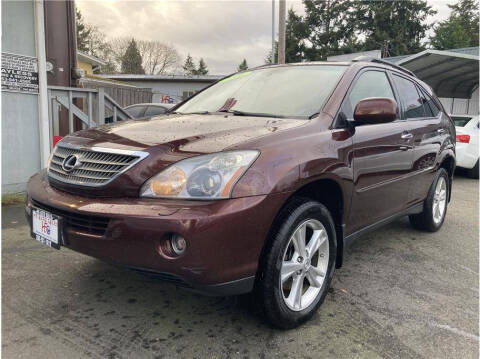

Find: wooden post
<box><xmin>98</xmin><ymin>88</ymin><xmax>105</xmax><ymax>125</ymax></box>
<box><xmin>278</xmin><ymin>0</ymin><xmax>286</xmax><ymax>64</ymax></box>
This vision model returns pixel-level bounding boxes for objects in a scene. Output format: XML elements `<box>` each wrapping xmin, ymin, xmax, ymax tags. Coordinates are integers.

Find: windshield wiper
<box><xmin>218</xmin><ymin>109</ymin><xmax>286</xmax><ymax>118</ymax></box>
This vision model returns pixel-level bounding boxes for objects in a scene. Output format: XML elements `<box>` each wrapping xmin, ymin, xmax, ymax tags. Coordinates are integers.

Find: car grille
<box><xmin>48</xmin><ymin>145</ymin><xmax>147</xmax><ymax>187</ymax></box>
<box><xmin>32</xmin><ymin>200</ymin><xmax>110</xmax><ymax>236</ymax></box>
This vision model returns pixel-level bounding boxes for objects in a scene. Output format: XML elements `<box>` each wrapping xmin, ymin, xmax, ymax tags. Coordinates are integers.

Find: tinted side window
<box><xmin>417</xmin><ymin>88</ymin><xmax>434</xmax><ymax>117</ymax></box>
<box><xmin>420</xmin><ymin>89</ymin><xmax>441</xmax><ymax>117</ymax></box>
<box><xmin>144</xmin><ymin>106</ymin><xmax>167</xmax><ymax>117</ymax></box>
<box><xmin>343</xmin><ymin>70</ymin><xmax>395</xmax><ymax>118</ymax></box>
<box><xmin>125</xmin><ymin>105</ymin><xmax>146</xmax><ymax>118</ymax></box>
<box><xmin>392</xmin><ymin>75</ymin><xmax>425</xmax><ymax>119</ymax></box>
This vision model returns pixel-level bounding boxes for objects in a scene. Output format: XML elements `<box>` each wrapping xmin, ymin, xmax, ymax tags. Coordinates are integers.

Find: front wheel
<box><xmin>409</xmin><ymin>168</ymin><xmax>449</xmax><ymax>232</ymax></box>
<box><xmin>255</xmin><ymin>198</ymin><xmax>336</xmax><ymax>329</ymax></box>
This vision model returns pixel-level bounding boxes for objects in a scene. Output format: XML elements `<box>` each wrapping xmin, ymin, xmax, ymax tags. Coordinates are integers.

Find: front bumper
<box><xmin>26</xmin><ymin>171</ymin><xmax>290</xmax><ymax>295</ymax></box>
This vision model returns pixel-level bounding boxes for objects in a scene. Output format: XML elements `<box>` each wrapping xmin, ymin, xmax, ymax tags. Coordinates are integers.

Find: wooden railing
<box><xmin>47</xmin><ymin>86</ymin><xmax>132</xmax><ymax>149</ymax></box>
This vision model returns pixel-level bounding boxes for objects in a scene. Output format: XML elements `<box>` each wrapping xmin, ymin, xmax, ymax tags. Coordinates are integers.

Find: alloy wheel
<box><xmin>432</xmin><ymin>176</ymin><xmax>447</xmax><ymax>225</ymax></box>
<box><xmin>280</xmin><ymin>219</ymin><xmax>329</xmax><ymax>311</ymax></box>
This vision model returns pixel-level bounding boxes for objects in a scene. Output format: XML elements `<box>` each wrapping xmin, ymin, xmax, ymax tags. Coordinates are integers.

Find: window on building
<box><xmin>182</xmin><ymin>90</ymin><xmax>196</xmax><ymax>100</ymax></box>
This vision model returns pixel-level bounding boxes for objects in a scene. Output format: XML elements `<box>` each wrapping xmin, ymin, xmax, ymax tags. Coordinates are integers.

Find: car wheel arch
<box><xmin>256</xmin><ymin>177</ymin><xmax>346</xmax><ymax>281</ymax></box>
<box><xmin>439</xmin><ymin>154</ymin><xmax>455</xmax><ymax>202</ymax></box>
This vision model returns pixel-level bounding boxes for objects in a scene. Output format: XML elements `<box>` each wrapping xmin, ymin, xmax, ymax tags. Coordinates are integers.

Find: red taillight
<box><xmin>456</xmin><ymin>134</ymin><xmax>470</xmax><ymax>143</ymax></box>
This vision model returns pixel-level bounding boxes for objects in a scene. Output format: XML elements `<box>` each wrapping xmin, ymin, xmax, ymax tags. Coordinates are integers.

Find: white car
<box><xmin>452</xmin><ymin>114</ymin><xmax>479</xmax><ymax>178</ymax></box>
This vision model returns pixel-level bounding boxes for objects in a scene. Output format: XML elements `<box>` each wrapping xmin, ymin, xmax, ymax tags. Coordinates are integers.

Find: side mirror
<box><xmin>353</xmin><ymin>97</ymin><xmax>398</xmax><ymax>125</ymax></box>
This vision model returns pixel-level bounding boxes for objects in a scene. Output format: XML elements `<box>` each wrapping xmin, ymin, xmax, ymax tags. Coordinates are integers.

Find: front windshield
<box><xmin>176</xmin><ymin>65</ymin><xmax>346</xmax><ymax>118</ymax></box>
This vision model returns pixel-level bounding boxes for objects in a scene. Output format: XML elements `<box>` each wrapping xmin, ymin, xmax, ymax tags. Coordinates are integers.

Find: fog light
<box><xmin>170</xmin><ymin>234</ymin><xmax>186</xmax><ymax>255</ymax></box>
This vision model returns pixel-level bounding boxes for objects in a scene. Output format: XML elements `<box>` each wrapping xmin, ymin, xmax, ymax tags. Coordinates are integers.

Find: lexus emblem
<box><xmin>62</xmin><ymin>154</ymin><xmax>82</xmax><ymax>172</ymax></box>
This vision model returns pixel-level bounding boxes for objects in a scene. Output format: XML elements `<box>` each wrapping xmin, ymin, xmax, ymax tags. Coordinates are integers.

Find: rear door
<box><xmin>343</xmin><ymin>69</ymin><xmax>414</xmax><ymax>233</ymax></box>
<box><xmin>392</xmin><ymin>75</ymin><xmax>444</xmax><ymax>205</ymax></box>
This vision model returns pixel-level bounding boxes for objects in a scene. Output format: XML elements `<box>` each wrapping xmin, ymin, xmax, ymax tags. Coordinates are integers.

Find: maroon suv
<box><xmin>26</xmin><ymin>59</ymin><xmax>455</xmax><ymax>328</ymax></box>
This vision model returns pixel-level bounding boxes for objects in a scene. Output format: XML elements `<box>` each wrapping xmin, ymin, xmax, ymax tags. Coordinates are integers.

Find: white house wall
<box><xmin>2</xmin><ymin>0</ymin><xmax>41</xmax><ymax>193</ymax></box>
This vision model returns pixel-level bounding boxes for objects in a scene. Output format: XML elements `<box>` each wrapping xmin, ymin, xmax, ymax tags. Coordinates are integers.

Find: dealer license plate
<box><xmin>32</xmin><ymin>208</ymin><xmax>61</xmax><ymax>249</ymax></box>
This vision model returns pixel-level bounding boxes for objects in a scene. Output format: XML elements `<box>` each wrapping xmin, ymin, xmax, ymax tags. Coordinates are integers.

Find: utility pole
<box><xmin>278</xmin><ymin>0</ymin><xmax>286</xmax><ymax>64</ymax></box>
<box><xmin>271</xmin><ymin>0</ymin><xmax>275</xmax><ymax>64</ymax></box>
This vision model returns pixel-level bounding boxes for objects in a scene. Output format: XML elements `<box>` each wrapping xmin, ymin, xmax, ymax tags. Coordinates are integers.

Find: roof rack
<box><xmin>352</xmin><ymin>56</ymin><xmax>417</xmax><ymax>78</ymax></box>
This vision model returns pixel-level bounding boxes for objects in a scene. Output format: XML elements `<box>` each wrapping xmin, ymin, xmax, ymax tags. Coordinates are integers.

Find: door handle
<box><xmin>401</xmin><ymin>132</ymin><xmax>413</xmax><ymax>140</ymax></box>
<box><xmin>437</xmin><ymin>128</ymin><xmax>446</xmax><ymax>134</ymax></box>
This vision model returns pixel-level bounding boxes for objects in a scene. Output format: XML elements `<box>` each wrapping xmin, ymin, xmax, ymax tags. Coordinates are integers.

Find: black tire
<box><xmin>254</xmin><ymin>197</ymin><xmax>337</xmax><ymax>329</ymax></box>
<box><xmin>467</xmin><ymin>160</ymin><xmax>479</xmax><ymax>179</ymax></box>
<box><xmin>409</xmin><ymin>168</ymin><xmax>449</xmax><ymax>232</ymax></box>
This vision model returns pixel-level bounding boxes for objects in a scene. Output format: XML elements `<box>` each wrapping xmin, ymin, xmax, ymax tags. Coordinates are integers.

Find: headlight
<box><xmin>140</xmin><ymin>150</ymin><xmax>259</xmax><ymax>199</ymax></box>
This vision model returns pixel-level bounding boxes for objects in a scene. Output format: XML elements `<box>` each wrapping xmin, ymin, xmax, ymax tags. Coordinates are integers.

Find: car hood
<box><xmin>52</xmin><ymin>114</ymin><xmax>306</xmax><ymax>197</ymax></box>
<box><xmin>66</xmin><ymin>114</ymin><xmax>304</xmax><ymax>153</ymax></box>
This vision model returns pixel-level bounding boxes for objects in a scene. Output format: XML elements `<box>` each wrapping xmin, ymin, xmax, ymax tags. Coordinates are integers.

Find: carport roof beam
<box><xmin>397</xmin><ymin>49</ymin><xmax>479</xmax><ymax>99</ymax></box>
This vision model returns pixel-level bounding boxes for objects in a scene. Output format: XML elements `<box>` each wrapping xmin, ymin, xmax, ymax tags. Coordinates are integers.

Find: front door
<box><xmin>340</xmin><ymin>70</ymin><xmax>414</xmax><ymax>234</ymax></box>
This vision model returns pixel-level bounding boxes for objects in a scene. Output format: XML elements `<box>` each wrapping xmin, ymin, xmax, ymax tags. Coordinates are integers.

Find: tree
<box><xmin>265</xmin><ymin>41</ymin><xmax>278</xmax><ymax>64</ymax></box>
<box><xmin>303</xmin><ymin>0</ymin><xmax>357</xmax><ymax>60</ymax></box>
<box><xmin>353</xmin><ymin>0</ymin><xmax>437</xmax><ymax>57</ymax></box>
<box><xmin>75</xmin><ymin>9</ymin><xmax>117</xmax><ymax>73</ymax></box>
<box><xmin>238</xmin><ymin>59</ymin><xmax>248</xmax><ymax>71</ymax></box>
<box><xmin>196</xmin><ymin>58</ymin><xmax>209</xmax><ymax>75</ymax></box>
<box><xmin>430</xmin><ymin>0</ymin><xmax>479</xmax><ymax>49</ymax></box>
<box><xmin>75</xmin><ymin>9</ymin><xmax>91</xmax><ymax>53</ymax></box>
<box><xmin>121</xmin><ymin>39</ymin><xmax>145</xmax><ymax>74</ymax></box>
<box><xmin>137</xmin><ymin>40</ymin><xmax>181</xmax><ymax>74</ymax></box>
<box><xmin>285</xmin><ymin>8</ymin><xmax>310</xmax><ymax>62</ymax></box>
<box><xmin>183</xmin><ymin>54</ymin><xmax>197</xmax><ymax>75</ymax></box>
<box><xmin>107</xmin><ymin>37</ymin><xmax>181</xmax><ymax>74</ymax></box>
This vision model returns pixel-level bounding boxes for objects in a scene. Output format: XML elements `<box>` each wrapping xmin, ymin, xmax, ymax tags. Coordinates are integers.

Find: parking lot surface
<box><xmin>2</xmin><ymin>175</ymin><xmax>479</xmax><ymax>359</ymax></box>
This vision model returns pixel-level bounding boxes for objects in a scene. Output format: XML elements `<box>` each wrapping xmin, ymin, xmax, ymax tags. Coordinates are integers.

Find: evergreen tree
<box><xmin>183</xmin><ymin>54</ymin><xmax>197</xmax><ymax>75</ymax></box>
<box><xmin>75</xmin><ymin>9</ymin><xmax>91</xmax><ymax>53</ymax></box>
<box><xmin>196</xmin><ymin>58</ymin><xmax>209</xmax><ymax>75</ymax></box>
<box><xmin>238</xmin><ymin>59</ymin><xmax>248</xmax><ymax>71</ymax></box>
<box><xmin>303</xmin><ymin>0</ymin><xmax>356</xmax><ymax>60</ymax></box>
<box><xmin>265</xmin><ymin>42</ymin><xmax>278</xmax><ymax>64</ymax></box>
<box><xmin>285</xmin><ymin>9</ymin><xmax>309</xmax><ymax>62</ymax></box>
<box><xmin>430</xmin><ymin>0</ymin><xmax>479</xmax><ymax>49</ymax></box>
<box><xmin>353</xmin><ymin>0</ymin><xmax>436</xmax><ymax>57</ymax></box>
<box><xmin>121</xmin><ymin>39</ymin><xmax>145</xmax><ymax>74</ymax></box>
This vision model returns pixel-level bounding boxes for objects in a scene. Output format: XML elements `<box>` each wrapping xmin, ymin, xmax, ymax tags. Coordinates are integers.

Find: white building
<box><xmin>102</xmin><ymin>74</ymin><xmax>224</xmax><ymax>104</ymax></box>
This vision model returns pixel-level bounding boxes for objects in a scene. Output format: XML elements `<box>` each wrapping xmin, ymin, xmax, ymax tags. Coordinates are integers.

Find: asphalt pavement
<box><xmin>2</xmin><ymin>175</ymin><xmax>478</xmax><ymax>358</ymax></box>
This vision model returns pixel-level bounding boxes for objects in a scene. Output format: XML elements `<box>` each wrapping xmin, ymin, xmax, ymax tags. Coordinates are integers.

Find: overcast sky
<box><xmin>77</xmin><ymin>0</ymin><xmax>453</xmax><ymax>75</ymax></box>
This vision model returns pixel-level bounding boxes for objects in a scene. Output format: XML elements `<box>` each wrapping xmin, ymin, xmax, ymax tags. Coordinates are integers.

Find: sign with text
<box><xmin>1</xmin><ymin>52</ymin><xmax>39</xmax><ymax>94</ymax></box>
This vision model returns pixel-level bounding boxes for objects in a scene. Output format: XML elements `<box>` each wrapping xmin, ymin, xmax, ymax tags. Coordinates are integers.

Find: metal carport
<box><xmin>395</xmin><ymin>49</ymin><xmax>479</xmax><ymax>99</ymax></box>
